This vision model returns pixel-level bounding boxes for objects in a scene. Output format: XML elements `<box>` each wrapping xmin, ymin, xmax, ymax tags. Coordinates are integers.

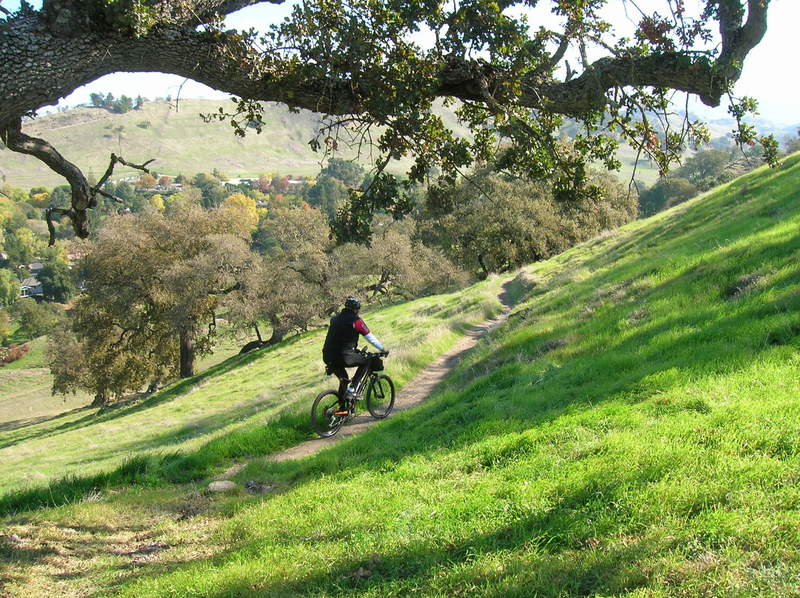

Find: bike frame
<box><xmin>343</xmin><ymin>348</ymin><xmax>384</xmax><ymax>399</ymax></box>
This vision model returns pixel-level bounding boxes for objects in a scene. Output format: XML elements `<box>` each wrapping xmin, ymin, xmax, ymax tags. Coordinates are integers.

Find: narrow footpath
<box><xmin>270</xmin><ymin>292</ymin><xmax>513</xmax><ymax>463</ymax></box>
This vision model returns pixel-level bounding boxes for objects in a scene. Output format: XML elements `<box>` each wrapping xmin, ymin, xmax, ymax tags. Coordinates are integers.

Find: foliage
<box><xmin>0</xmin><ymin>309</ymin><xmax>10</xmax><ymax>345</ymax></box>
<box><xmin>0</xmin><ymin>268</ymin><xmax>18</xmax><ymax>308</ymax></box>
<box><xmin>89</xmin><ymin>92</ymin><xmax>137</xmax><ymax>114</ymax></box>
<box><xmin>343</xmin><ymin>218</ymin><xmax>469</xmax><ymax>299</ymax></box>
<box><xmin>222</xmin><ymin>193</ymin><xmax>259</xmax><ymax>230</ymax></box>
<box><xmin>638</xmin><ymin>177</ymin><xmax>699</xmax><ymax>217</ymax></box>
<box><xmin>192</xmin><ymin>173</ymin><xmax>228</xmax><ymax>209</ymax></box>
<box><xmin>135</xmin><ymin>173</ymin><xmax>157</xmax><ymax>189</ymax></box>
<box><xmin>420</xmin><ymin>168</ymin><xmax>637</xmax><ymax>275</ymax></box>
<box><xmin>11</xmin><ymin>298</ymin><xmax>64</xmax><ymax>340</ymax></box>
<box><xmin>148</xmin><ymin>193</ymin><xmax>165</xmax><ymax>212</ymax></box>
<box><xmin>671</xmin><ymin>149</ymin><xmax>734</xmax><ymax>190</ymax></box>
<box><xmin>53</xmin><ymin>205</ymin><xmax>257</xmax><ymax>400</ymax></box>
<box><xmin>2</xmin><ymin>226</ymin><xmax>44</xmax><ymax>269</ymax></box>
<box><xmin>320</xmin><ymin>158</ymin><xmax>365</xmax><ymax>188</ymax></box>
<box><xmin>305</xmin><ymin>174</ymin><xmax>349</xmax><ymax>219</ymax></box>
<box><xmin>1</xmin><ymin>1</ymin><xmax>777</xmax><ymax>244</ymax></box>
<box><xmin>37</xmin><ymin>257</ymin><xmax>76</xmax><ymax>303</ymax></box>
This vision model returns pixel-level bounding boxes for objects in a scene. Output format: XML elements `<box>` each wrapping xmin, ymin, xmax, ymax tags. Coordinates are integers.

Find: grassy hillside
<box><xmin>1</xmin><ymin>99</ymin><xmax>659</xmax><ymax>190</ymax></box>
<box><xmin>0</xmin><ymin>100</ymin><xmax>468</xmax><ymax>189</ymax></box>
<box><xmin>3</xmin><ymin>155</ymin><xmax>800</xmax><ymax>596</ymax></box>
<box><xmin>0</xmin><ymin>337</ymin><xmax>91</xmax><ymax>432</ymax></box>
<box><xmin>1</xmin><ymin>100</ymin><xmax>343</xmax><ymax>189</ymax></box>
<box><xmin>0</xmin><ymin>279</ymin><xmax>503</xmax><ymax>496</ymax></box>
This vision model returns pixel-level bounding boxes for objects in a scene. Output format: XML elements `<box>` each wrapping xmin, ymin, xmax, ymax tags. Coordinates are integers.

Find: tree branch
<box><xmin>1</xmin><ymin>117</ymin><xmax>91</xmax><ymax>240</ymax></box>
<box><xmin>189</xmin><ymin>0</ymin><xmax>286</xmax><ymax>23</ymax></box>
<box><xmin>94</xmin><ymin>153</ymin><xmax>155</xmax><ymax>195</ymax></box>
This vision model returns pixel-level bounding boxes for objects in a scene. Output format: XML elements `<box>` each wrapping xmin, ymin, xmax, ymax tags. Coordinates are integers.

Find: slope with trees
<box><xmin>3</xmin><ymin>155</ymin><xmax>800</xmax><ymax>597</ymax></box>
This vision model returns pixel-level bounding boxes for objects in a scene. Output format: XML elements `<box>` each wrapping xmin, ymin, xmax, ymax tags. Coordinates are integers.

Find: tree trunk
<box><xmin>266</xmin><ymin>314</ymin><xmax>286</xmax><ymax>346</ymax></box>
<box><xmin>254</xmin><ymin>323</ymin><xmax>263</xmax><ymax>343</ymax></box>
<box><xmin>477</xmin><ymin>254</ymin><xmax>490</xmax><ymax>280</ymax></box>
<box><xmin>179</xmin><ymin>329</ymin><xmax>195</xmax><ymax>378</ymax></box>
<box><xmin>90</xmin><ymin>391</ymin><xmax>107</xmax><ymax>408</ymax></box>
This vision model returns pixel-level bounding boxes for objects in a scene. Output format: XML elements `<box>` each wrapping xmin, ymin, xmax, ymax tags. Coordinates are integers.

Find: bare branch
<box><xmin>208</xmin><ymin>282</ymin><xmax>243</xmax><ymax>295</ymax></box>
<box><xmin>1</xmin><ymin>117</ymin><xmax>91</xmax><ymax>241</ymax></box>
<box><xmin>93</xmin><ymin>153</ymin><xmax>155</xmax><ymax>199</ymax></box>
<box><xmin>94</xmin><ymin>188</ymin><xmax>125</xmax><ymax>204</ymax></box>
<box><xmin>44</xmin><ymin>207</ymin><xmax>75</xmax><ymax>244</ymax></box>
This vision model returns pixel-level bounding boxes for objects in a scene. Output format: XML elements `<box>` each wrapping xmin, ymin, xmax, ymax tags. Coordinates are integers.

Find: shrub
<box><xmin>0</xmin><ymin>343</ymin><xmax>29</xmax><ymax>365</ymax></box>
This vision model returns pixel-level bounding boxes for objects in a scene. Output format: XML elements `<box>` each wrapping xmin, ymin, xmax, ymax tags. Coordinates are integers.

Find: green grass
<box><xmin>0</xmin><ymin>278</ymin><xmax>503</xmax><ymax>501</ymax></box>
<box><xmin>4</xmin><ymin>155</ymin><xmax>800</xmax><ymax>597</ymax></box>
<box><xmin>0</xmin><ymin>336</ymin><xmax>92</xmax><ymax>432</ymax></box>
<box><xmin>0</xmin><ymin>327</ymin><xmax>263</xmax><ymax>433</ymax></box>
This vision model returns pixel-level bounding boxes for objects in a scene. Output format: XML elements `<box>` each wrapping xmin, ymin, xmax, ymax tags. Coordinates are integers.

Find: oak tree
<box><xmin>52</xmin><ymin>204</ymin><xmax>257</xmax><ymax>403</ymax></box>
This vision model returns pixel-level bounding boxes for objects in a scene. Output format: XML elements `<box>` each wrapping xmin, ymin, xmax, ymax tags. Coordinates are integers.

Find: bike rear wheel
<box><xmin>311</xmin><ymin>390</ymin><xmax>346</xmax><ymax>437</ymax></box>
<box><xmin>366</xmin><ymin>374</ymin><xmax>395</xmax><ymax>419</ymax></box>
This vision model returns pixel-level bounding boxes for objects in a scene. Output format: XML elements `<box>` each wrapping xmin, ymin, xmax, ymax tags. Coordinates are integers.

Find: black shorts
<box><xmin>323</xmin><ymin>348</ymin><xmax>368</xmax><ymax>368</ymax></box>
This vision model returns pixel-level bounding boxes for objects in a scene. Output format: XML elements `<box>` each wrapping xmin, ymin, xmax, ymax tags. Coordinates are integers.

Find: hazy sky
<box><xmin>3</xmin><ymin>0</ymin><xmax>796</xmax><ymax>125</ymax></box>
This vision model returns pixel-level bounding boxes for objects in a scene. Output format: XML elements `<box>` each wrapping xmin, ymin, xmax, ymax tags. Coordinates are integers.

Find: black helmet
<box><xmin>344</xmin><ymin>296</ymin><xmax>361</xmax><ymax>311</ymax></box>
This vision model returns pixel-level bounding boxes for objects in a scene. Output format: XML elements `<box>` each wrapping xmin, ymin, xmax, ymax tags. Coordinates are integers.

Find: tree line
<box><xmin>88</xmin><ymin>92</ymin><xmax>146</xmax><ymax>114</ymax></box>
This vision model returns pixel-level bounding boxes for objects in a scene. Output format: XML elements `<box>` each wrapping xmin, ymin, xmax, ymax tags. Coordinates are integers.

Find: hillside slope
<box><xmin>0</xmin><ymin>278</ymin><xmax>504</xmax><ymax>495</ymax></box>
<box><xmin>1</xmin><ymin>99</ymin><xmax>658</xmax><ymax>190</ymax></box>
<box><xmin>3</xmin><ymin>156</ymin><xmax>800</xmax><ymax>596</ymax></box>
<box><xmin>1</xmin><ymin>99</ymin><xmax>471</xmax><ymax>189</ymax></box>
<box><xmin>1</xmin><ymin>100</ymin><xmax>347</xmax><ymax>189</ymax></box>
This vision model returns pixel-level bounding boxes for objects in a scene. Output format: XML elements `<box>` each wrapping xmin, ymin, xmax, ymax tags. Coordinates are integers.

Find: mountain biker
<box><xmin>322</xmin><ymin>296</ymin><xmax>388</xmax><ymax>403</ymax></box>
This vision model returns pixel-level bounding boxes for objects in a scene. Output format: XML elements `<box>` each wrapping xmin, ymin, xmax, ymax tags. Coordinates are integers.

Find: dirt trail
<box><xmin>271</xmin><ymin>292</ymin><xmax>513</xmax><ymax>463</ymax></box>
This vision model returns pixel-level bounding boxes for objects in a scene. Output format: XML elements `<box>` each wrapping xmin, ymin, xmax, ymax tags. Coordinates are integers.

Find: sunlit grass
<box><xmin>107</xmin><ymin>154</ymin><xmax>800</xmax><ymax>597</ymax></box>
<box><xmin>0</xmin><ymin>276</ymin><xmax>504</xmax><ymax>501</ymax></box>
<box><xmin>4</xmin><ymin>156</ymin><xmax>800</xmax><ymax>597</ymax></box>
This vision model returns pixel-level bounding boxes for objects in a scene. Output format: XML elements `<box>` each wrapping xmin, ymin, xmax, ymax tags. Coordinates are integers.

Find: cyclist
<box><xmin>322</xmin><ymin>296</ymin><xmax>388</xmax><ymax>403</ymax></box>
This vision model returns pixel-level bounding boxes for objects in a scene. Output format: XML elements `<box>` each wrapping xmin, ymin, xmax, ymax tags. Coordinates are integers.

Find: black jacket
<box><xmin>322</xmin><ymin>309</ymin><xmax>360</xmax><ymax>356</ymax></box>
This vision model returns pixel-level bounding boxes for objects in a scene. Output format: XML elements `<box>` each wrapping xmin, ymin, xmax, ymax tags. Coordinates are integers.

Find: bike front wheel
<box><xmin>366</xmin><ymin>374</ymin><xmax>395</xmax><ymax>419</ymax></box>
<box><xmin>310</xmin><ymin>390</ymin><xmax>345</xmax><ymax>437</ymax></box>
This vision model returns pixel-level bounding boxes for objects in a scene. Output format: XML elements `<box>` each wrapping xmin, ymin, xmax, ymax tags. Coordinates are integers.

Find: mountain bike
<box><xmin>311</xmin><ymin>349</ymin><xmax>394</xmax><ymax>437</ymax></box>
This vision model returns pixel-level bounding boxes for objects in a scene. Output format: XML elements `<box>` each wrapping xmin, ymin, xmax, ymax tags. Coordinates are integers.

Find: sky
<box><xmin>2</xmin><ymin>0</ymin><xmax>797</xmax><ymax>125</ymax></box>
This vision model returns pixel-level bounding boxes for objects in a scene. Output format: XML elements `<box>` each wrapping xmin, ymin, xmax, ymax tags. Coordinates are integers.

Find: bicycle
<box><xmin>310</xmin><ymin>349</ymin><xmax>395</xmax><ymax>437</ymax></box>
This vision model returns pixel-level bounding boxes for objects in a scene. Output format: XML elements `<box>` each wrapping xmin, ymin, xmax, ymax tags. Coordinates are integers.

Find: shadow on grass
<box><xmin>0</xmin><ymin>405</ymin><xmax>310</xmax><ymax>517</ymax></box>
<box><xmin>0</xmin><ymin>332</ymin><xmax>312</xmax><ymax>452</ymax></box>
<box><xmin>124</xmin><ymin>458</ymin><xmax>673</xmax><ymax>598</ymax></box>
<box><xmin>0</xmin><ymin>406</ymin><xmax>89</xmax><ymax>435</ymax></box>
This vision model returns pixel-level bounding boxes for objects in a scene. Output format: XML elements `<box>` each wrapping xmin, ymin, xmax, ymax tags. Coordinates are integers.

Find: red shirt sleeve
<box><xmin>353</xmin><ymin>319</ymin><xmax>370</xmax><ymax>335</ymax></box>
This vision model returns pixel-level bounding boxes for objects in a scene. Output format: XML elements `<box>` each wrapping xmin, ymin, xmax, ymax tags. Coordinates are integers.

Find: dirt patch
<box><xmin>121</xmin><ymin>543</ymin><xmax>170</xmax><ymax>563</ymax></box>
<box><xmin>214</xmin><ymin>463</ymin><xmax>245</xmax><ymax>480</ymax></box>
<box><xmin>726</xmin><ymin>272</ymin><xmax>765</xmax><ymax>300</ymax></box>
<box><xmin>627</xmin><ymin>307</ymin><xmax>649</xmax><ymax>324</ymax></box>
<box><xmin>538</xmin><ymin>337</ymin><xmax>569</xmax><ymax>354</ymax></box>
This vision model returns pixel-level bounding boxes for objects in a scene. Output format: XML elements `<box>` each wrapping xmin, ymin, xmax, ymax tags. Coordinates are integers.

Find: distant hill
<box><xmin>0</xmin><ymin>99</ymin><xmax>398</xmax><ymax>189</ymax></box>
<box><xmin>1</xmin><ymin>98</ymin><xmax>661</xmax><ymax>190</ymax></box>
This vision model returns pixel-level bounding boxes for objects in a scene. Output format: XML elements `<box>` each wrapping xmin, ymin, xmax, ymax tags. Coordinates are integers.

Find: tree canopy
<box><xmin>0</xmin><ymin>0</ymin><xmax>775</xmax><ymax>242</ymax></box>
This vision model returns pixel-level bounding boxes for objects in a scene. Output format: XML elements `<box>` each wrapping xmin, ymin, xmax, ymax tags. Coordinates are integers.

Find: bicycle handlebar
<box><xmin>359</xmin><ymin>347</ymin><xmax>389</xmax><ymax>357</ymax></box>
